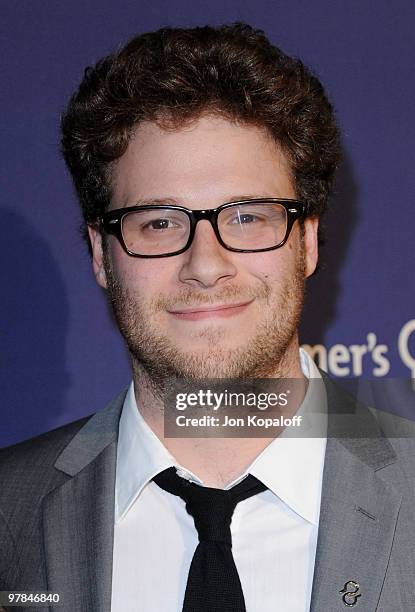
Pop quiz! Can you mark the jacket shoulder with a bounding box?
[0,415,92,470]
[0,387,128,494]
[0,415,94,509]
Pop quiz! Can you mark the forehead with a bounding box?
[110,115,295,208]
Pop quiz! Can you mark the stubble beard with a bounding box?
[103,247,306,398]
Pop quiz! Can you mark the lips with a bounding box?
[167,299,254,320]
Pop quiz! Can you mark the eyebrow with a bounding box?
[125,194,277,208]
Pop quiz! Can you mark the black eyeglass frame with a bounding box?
[99,198,308,258]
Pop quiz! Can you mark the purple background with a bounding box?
[2,1,414,446]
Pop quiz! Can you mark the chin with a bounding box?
[175,337,246,356]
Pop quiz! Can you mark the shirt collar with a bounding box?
[115,348,327,524]
[226,350,327,525]
[248,350,327,525]
[115,383,177,522]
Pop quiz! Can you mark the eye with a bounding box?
[142,218,181,231]
[229,213,260,225]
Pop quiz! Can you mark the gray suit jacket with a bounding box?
[1,375,415,611]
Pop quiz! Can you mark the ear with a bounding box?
[87,225,108,289]
[303,216,319,278]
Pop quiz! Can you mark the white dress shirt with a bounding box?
[111,349,327,612]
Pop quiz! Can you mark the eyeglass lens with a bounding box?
[121,202,288,256]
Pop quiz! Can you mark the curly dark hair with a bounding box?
[61,23,341,252]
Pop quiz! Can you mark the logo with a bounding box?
[339,580,362,607]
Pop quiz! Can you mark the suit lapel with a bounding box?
[310,377,401,611]
[42,390,127,612]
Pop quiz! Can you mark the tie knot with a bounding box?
[185,486,236,545]
[153,468,267,546]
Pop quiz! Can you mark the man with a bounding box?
[1,23,414,612]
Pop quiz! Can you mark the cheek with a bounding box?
[239,249,293,284]
[109,241,180,291]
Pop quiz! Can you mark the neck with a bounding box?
[131,338,306,488]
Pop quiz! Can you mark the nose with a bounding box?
[178,220,237,288]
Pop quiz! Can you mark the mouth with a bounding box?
[167,299,254,320]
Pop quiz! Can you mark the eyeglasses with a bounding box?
[100,198,307,258]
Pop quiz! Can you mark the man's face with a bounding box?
[89,115,318,385]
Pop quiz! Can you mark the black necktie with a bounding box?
[153,467,267,612]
